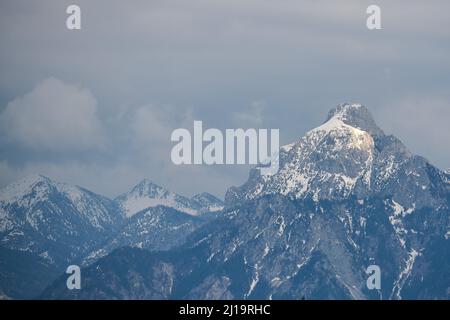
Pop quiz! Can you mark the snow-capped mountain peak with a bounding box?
[226,104,447,212]
[128,179,168,198]
[115,181,225,217]
[324,103,384,137]
[307,110,374,152]
[115,180,201,217]
[226,104,379,203]
[0,174,119,227]
[0,174,123,278]
[0,174,53,204]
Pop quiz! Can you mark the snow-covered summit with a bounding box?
[0,174,123,271]
[115,180,201,217]
[115,181,225,217]
[127,179,168,198]
[226,104,447,211]
[0,174,116,224]
[325,103,384,137]
[0,174,52,204]
[226,104,378,203]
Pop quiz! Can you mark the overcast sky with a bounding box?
[0,0,449,198]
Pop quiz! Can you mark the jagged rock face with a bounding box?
[181,193,447,300]
[41,104,449,300]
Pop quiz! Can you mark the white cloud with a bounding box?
[0,77,105,152]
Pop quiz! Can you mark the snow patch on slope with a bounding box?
[120,194,197,217]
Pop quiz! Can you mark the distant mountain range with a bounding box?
[1,103,448,300]
[0,176,222,299]
[115,179,222,217]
